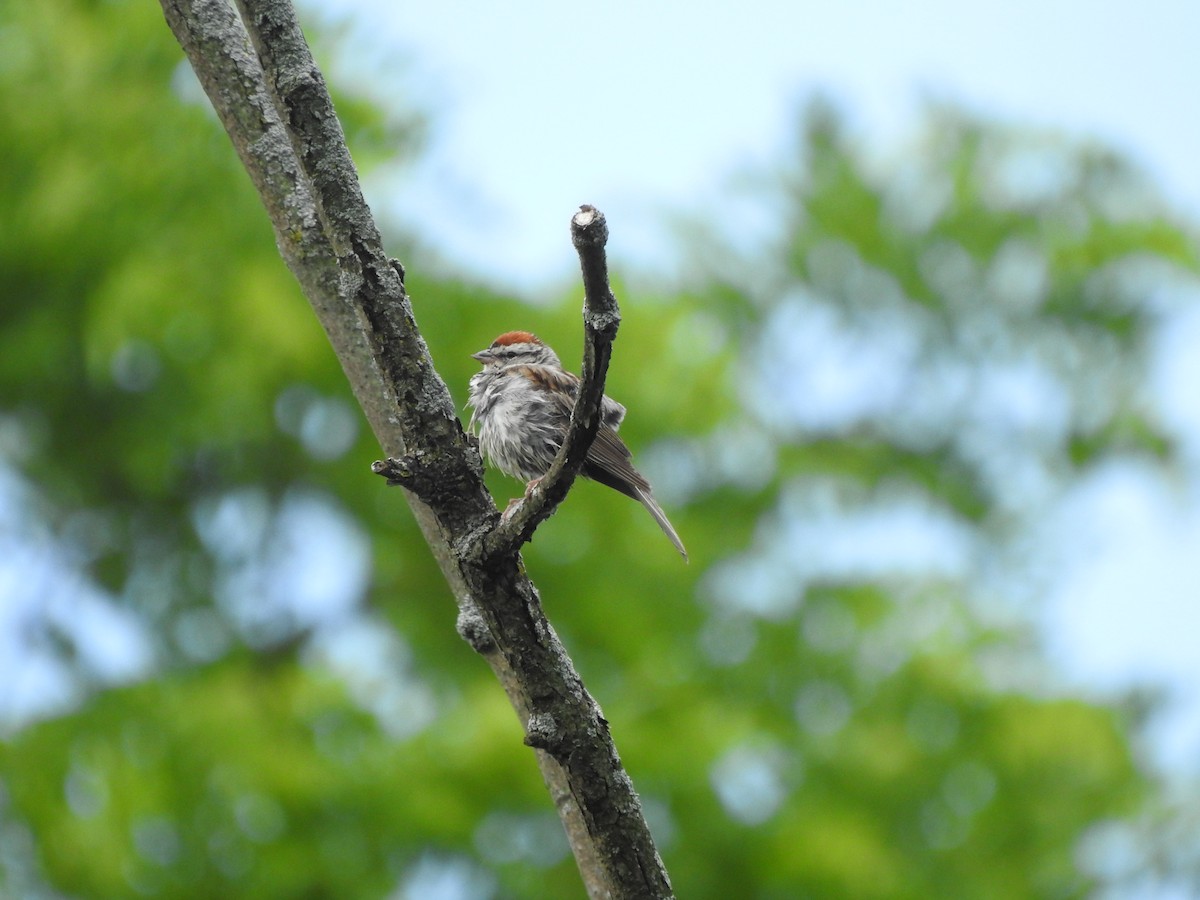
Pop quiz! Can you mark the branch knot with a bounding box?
[524,711,565,753]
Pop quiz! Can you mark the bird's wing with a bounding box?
[512,363,581,400]
[600,395,626,429]
[510,364,625,429]
[586,428,688,559]
[583,428,650,500]
[509,363,643,495]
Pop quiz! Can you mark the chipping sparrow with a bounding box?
[467,331,687,561]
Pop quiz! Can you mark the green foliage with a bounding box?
[0,2,1191,898]
[0,655,551,897]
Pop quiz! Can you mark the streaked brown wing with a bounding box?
[584,428,650,500]
[514,364,643,495]
[514,364,581,398]
[513,364,625,430]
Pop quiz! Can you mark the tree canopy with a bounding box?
[2,1,1196,897]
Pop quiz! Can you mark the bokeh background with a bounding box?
[3,0,1200,897]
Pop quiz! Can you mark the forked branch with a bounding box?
[487,205,621,555]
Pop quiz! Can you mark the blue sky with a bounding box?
[313,0,1200,776]
[323,0,1200,289]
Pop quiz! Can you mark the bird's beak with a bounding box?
[471,350,490,362]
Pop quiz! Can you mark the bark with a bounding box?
[158,0,673,896]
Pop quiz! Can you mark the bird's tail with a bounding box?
[635,488,688,562]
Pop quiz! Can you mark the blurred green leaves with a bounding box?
[2,0,1195,897]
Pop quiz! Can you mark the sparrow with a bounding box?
[467,331,687,560]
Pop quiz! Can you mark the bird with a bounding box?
[467,331,687,561]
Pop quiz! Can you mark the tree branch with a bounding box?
[488,205,621,555]
[159,1,673,897]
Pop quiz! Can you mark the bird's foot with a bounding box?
[499,479,542,524]
[500,496,524,523]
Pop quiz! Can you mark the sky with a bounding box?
[309,0,1200,776]
[321,0,1200,290]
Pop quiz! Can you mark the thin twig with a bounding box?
[487,205,621,555]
